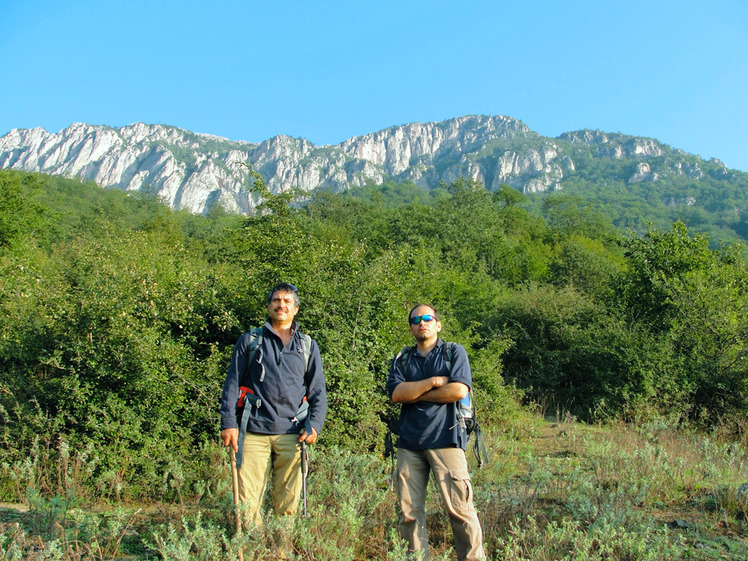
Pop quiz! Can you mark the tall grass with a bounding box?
[1,412,746,559]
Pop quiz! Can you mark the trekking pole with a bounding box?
[229,448,245,561]
[293,398,311,519]
[300,441,308,518]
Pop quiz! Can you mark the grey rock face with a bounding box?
[0,115,720,214]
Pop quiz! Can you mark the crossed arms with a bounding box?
[391,376,469,404]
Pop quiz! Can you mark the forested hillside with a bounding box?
[1,168,747,503]
[525,139,748,249]
[4,117,748,244]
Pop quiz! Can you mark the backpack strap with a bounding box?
[471,422,489,468]
[246,327,265,381]
[236,328,264,468]
[292,396,313,436]
[384,430,397,491]
[299,332,312,373]
[396,345,414,373]
[443,342,455,371]
[295,332,313,435]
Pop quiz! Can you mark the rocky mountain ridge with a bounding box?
[0,115,732,214]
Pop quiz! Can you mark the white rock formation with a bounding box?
[0,115,714,214]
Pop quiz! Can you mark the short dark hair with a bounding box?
[266,283,300,307]
[408,303,439,323]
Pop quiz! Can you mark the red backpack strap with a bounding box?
[237,386,262,409]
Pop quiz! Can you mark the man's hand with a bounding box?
[298,427,318,444]
[431,376,450,388]
[221,428,239,452]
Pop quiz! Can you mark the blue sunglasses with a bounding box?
[410,314,436,325]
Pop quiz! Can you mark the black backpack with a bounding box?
[385,343,488,469]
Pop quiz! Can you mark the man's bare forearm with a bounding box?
[392,376,449,403]
[416,382,469,403]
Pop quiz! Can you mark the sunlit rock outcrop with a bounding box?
[0,116,720,215]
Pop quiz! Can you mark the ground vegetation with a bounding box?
[0,169,746,559]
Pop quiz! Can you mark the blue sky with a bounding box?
[2,0,747,172]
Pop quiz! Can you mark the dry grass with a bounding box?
[1,411,747,560]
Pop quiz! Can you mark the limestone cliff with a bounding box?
[0,115,729,214]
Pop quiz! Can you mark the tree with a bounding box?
[0,171,54,251]
[618,221,714,328]
[617,221,748,422]
[542,192,616,240]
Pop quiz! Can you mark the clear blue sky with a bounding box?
[2,0,747,172]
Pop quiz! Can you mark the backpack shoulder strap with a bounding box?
[247,327,263,360]
[294,332,314,435]
[236,326,264,470]
[443,342,455,372]
[472,422,489,468]
[298,332,313,373]
[246,326,264,381]
[396,345,414,373]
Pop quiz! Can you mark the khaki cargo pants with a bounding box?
[237,432,302,529]
[396,447,485,561]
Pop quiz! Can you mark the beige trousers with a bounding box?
[237,432,302,529]
[396,447,485,561]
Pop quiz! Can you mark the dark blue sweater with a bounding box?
[220,322,327,436]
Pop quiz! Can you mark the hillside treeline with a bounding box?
[1,169,746,502]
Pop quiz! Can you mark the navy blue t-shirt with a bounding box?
[386,339,472,451]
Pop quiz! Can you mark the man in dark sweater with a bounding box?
[220,283,327,529]
[386,304,484,561]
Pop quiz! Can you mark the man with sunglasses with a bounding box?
[386,304,484,561]
[220,283,327,532]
